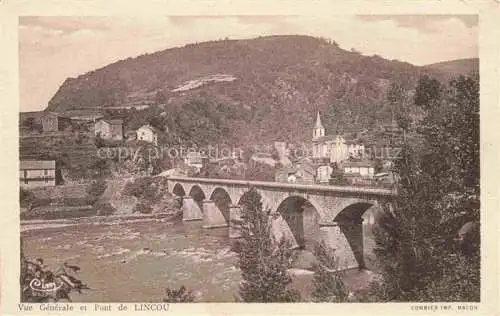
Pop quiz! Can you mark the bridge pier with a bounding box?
[202,200,228,229]
[319,223,361,270]
[270,214,300,249]
[181,196,203,221]
[229,204,243,238]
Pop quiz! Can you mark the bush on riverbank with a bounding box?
[93,201,117,216]
[86,179,107,202]
[133,202,153,214]
[20,207,97,221]
[163,286,195,302]
[123,176,166,203]
[21,254,89,302]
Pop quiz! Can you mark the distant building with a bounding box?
[316,164,333,184]
[275,166,297,183]
[20,160,58,188]
[136,125,158,145]
[40,113,72,132]
[251,153,278,167]
[294,162,316,184]
[94,118,123,140]
[184,152,208,170]
[312,112,365,164]
[274,141,288,157]
[341,160,375,178]
[275,163,316,184]
[67,110,103,123]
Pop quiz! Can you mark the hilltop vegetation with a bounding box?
[424,58,479,77]
[45,35,477,144]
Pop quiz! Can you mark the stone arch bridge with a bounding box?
[165,176,397,270]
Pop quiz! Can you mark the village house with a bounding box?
[67,110,104,123]
[136,124,159,145]
[316,164,333,184]
[40,112,72,132]
[183,152,209,170]
[341,159,376,178]
[94,118,123,140]
[275,162,316,185]
[20,160,58,188]
[275,166,296,183]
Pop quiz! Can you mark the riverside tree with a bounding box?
[370,74,480,301]
[311,242,349,302]
[237,187,300,302]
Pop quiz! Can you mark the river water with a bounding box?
[22,216,379,302]
[22,219,242,302]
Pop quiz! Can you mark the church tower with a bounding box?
[313,111,325,140]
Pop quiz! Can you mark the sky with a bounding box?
[19,15,478,112]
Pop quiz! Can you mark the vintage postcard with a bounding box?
[0,0,498,315]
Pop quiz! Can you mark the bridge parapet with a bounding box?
[165,176,398,199]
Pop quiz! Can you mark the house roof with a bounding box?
[312,133,364,145]
[297,163,316,176]
[315,112,324,129]
[312,134,337,143]
[341,159,375,168]
[137,124,159,134]
[278,166,297,175]
[41,112,72,119]
[20,160,56,170]
[97,118,123,125]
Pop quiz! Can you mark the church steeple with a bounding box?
[313,111,325,140]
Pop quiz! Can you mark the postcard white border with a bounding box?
[1,0,498,315]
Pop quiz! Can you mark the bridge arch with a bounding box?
[276,196,322,250]
[172,183,186,197]
[209,187,233,223]
[333,202,376,269]
[188,185,206,210]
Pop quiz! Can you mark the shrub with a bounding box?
[123,177,164,203]
[133,202,153,214]
[21,255,89,302]
[86,179,107,200]
[20,188,35,209]
[93,201,116,216]
[31,198,53,209]
[163,286,195,302]
[62,197,96,207]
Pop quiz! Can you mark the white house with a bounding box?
[316,165,333,183]
[136,125,158,145]
[20,160,57,188]
[94,119,123,140]
[342,160,375,178]
[183,152,208,170]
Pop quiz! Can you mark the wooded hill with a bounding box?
[45,35,478,144]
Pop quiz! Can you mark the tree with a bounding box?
[370,75,480,302]
[237,187,300,302]
[414,75,442,111]
[312,242,349,302]
[387,82,411,135]
[94,132,105,148]
[86,179,107,202]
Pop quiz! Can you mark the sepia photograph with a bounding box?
[17,14,480,305]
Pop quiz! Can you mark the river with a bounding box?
[21,217,379,302]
